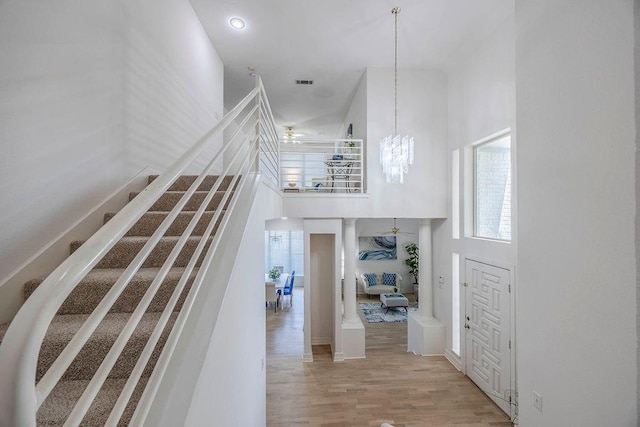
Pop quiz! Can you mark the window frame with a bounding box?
[469,129,512,242]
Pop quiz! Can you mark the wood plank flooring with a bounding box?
[267,290,512,427]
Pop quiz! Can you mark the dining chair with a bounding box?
[265,283,278,312]
[277,271,295,309]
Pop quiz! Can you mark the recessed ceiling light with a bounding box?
[229,17,245,30]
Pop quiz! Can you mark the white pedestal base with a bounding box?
[407,312,445,355]
[342,319,365,359]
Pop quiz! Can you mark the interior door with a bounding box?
[464,259,512,415]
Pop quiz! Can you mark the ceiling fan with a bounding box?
[282,126,304,143]
[376,218,413,236]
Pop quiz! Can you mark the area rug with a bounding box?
[359,302,418,323]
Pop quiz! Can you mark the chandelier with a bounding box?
[379,6,414,184]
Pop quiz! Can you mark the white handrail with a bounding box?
[106,124,259,426]
[0,76,277,426]
[129,145,260,426]
[279,139,364,193]
[64,126,256,425]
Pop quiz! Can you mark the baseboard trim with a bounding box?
[0,167,154,323]
[444,348,462,371]
[343,355,366,360]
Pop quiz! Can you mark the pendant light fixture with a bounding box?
[379,6,414,184]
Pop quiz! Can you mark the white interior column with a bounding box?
[418,218,434,318]
[343,219,358,323]
[407,218,445,355]
[340,218,365,358]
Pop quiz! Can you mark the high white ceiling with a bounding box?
[191,0,512,139]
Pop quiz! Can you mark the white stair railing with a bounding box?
[279,139,364,193]
[0,76,279,427]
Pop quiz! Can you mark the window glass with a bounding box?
[474,135,511,241]
[452,253,460,356]
[452,149,460,239]
[264,231,304,275]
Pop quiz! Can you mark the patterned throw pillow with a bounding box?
[364,273,377,286]
[382,272,396,286]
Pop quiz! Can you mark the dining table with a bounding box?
[265,273,289,291]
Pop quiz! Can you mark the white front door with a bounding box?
[464,259,512,415]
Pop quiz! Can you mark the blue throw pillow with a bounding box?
[364,273,377,287]
[332,154,344,160]
[382,272,396,286]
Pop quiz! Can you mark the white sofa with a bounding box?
[359,272,403,297]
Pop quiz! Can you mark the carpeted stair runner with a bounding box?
[0,175,231,426]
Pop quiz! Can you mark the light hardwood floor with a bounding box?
[267,290,512,427]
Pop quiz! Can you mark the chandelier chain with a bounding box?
[380,6,413,185]
[392,7,399,135]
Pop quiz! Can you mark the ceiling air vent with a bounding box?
[295,79,314,85]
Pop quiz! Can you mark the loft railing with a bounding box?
[279,139,364,193]
[0,76,279,426]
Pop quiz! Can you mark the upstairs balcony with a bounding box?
[279,139,364,194]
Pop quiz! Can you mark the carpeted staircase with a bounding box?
[0,175,232,426]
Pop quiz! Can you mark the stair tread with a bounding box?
[27,267,197,287]
[82,266,196,282]
[38,377,146,426]
[136,190,225,194]
[38,312,177,381]
[74,235,211,244]
[104,211,224,237]
[44,311,171,343]
[128,190,230,213]
[6,174,225,423]
[0,294,179,346]
[23,268,197,316]
[105,210,225,218]
[148,174,235,192]
[71,235,213,270]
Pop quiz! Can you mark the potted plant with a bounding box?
[404,243,419,284]
[268,267,281,281]
[344,139,356,155]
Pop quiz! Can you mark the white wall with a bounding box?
[635,0,640,419]
[340,72,368,190]
[432,7,516,365]
[283,68,447,219]
[310,234,335,345]
[0,0,223,281]
[366,68,447,217]
[183,183,280,427]
[355,218,418,294]
[516,1,636,425]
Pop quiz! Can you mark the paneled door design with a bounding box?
[464,259,512,415]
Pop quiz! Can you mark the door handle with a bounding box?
[464,323,470,329]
